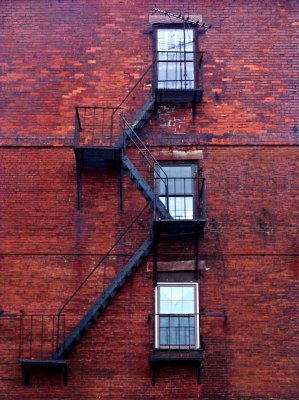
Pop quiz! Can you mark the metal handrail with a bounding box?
[120,114,170,212]
[148,313,200,350]
[199,178,206,220]
[110,61,155,136]
[57,203,150,318]
[75,106,124,146]
[74,51,205,144]
[19,313,66,360]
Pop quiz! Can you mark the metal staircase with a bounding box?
[52,102,172,360]
[122,156,171,220]
[19,93,170,376]
[50,109,171,361]
[53,237,153,360]
[19,203,154,385]
[19,55,207,385]
[119,113,172,220]
[115,97,155,149]
[49,106,169,361]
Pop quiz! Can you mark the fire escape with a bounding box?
[19,18,209,386]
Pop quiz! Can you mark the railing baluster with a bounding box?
[178,315,181,348]
[120,115,169,203]
[101,108,105,144]
[103,256,107,293]
[52,315,55,355]
[29,316,33,359]
[56,315,60,353]
[41,315,44,359]
[166,52,169,89]
[201,179,206,220]
[184,177,186,219]
[174,178,177,218]
[92,107,96,144]
[63,315,66,348]
[83,108,87,143]
[19,313,23,359]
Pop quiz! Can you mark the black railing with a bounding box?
[18,205,153,360]
[74,51,205,146]
[155,51,204,90]
[154,177,206,220]
[111,61,155,132]
[74,62,155,147]
[149,313,201,350]
[19,314,66,360]
[120,114,170,211]
[56,203,152,341]
[74,106,123,147]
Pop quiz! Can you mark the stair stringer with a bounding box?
[114,97,155,149]
[53,237,153,360]
[122,156,172,220]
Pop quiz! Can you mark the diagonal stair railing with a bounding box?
[75,51,204,147]
[52,203,153,359]
[120,114,172,220]
[74,61,155,147]
[111,61,155,145]
[19,205,154,362]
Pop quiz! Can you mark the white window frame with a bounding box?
[154,282,200,349]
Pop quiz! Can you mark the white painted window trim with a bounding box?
[154,282,200,349]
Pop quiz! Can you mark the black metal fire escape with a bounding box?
[19,49,208,386]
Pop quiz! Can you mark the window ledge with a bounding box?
[150,348,204,363]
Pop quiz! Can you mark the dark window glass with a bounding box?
[156,164,196,220]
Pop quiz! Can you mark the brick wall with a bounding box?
[0,1,298,399]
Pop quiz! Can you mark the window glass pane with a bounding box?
[159,286,172,300]
[182,286,194,300]
[181,300,194,314]
[157,63,179,88]
[157,29,194,89]
[160,302,171,314]
[157,29,194,52]
[163,165,192,178]
[156,165,196,219]
[158,285,195,314]
[157,166,193,192]
[166,178,192,195]
[159,196,193,220]
[159,316,195,346]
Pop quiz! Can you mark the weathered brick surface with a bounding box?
[0,1,298,399]
[1,0,298,145]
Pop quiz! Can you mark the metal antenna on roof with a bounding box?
[152,7,212,30]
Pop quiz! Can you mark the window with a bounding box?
[156,164,197,220]
[155,27,196,89]
[155,283,199,348]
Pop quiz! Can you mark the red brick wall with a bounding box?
[0,1,298,399]
[1,0,298,145]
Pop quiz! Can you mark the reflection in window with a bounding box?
[155,283,199,348]
[156,164,196,220]
[156,28,195,89]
